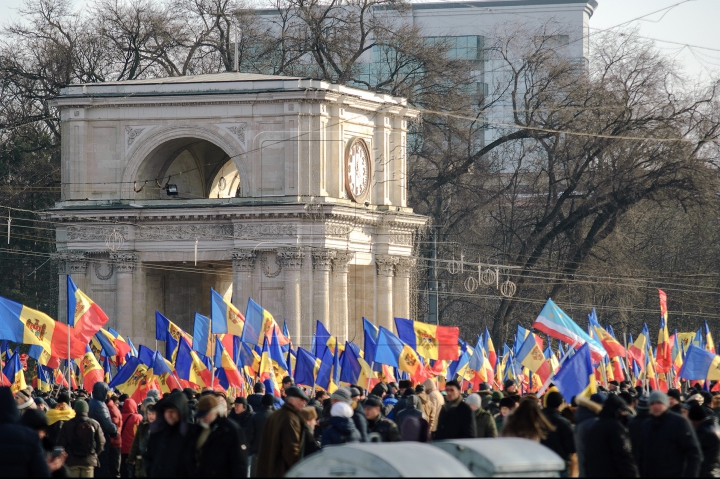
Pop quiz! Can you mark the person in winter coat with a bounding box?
[21,408,71,476]
[574,394,603,477]
[321,402,361,446]
[88,383,118,477]
[363,396,401,442]
[0,387,51,477]
[416,386,435,430]
[638,391,702,478]
[245,393,275,475]
[541,392,576,476]
[46,392,75,446]
[228,397,254,433]
[396,395,431,442]
[127,404,156,478]
[299,407,320,457]
[120,399,143,478]
[501,397,555,442]
[348,388,369,442]
[57,399,106,477]
[184,394,248,478]
[246,383,266,411]
[435,380,476,440]
[688,404,720,478]
[255,387,309,477]
[583,394,639,478]
[104,395,123,477]
[144,391,194,477]
[465,393,498,438]
[422,379,444,433]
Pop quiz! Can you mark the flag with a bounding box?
[238,342,260,377]
[241,298,286,347]
[176,337,211,388]
[628,324,649,367]
[671,333,684,371]
[679,345,720,381]
[677,331,700,355]
[155,311,191,360]
[282,321,292,353]
[316,347,337,393]
[27,344,60,369]
[374,327,424,379]
[269,329,289,375]
[705,321,716,355]
[34,364,53,392]
[67,275,109,343]
[554,342,596,400]
[109,357,152,401]
[214,339,243,389]
[0,295,85,359]
[340,341,374,389]
[363,318,379,365]
[210,288,245,337]
[2,348,26,393]
[394,317,459,361]
[588,309,626,358]
[294,348,321,387]
[533,299,606,361]
[315,320,338,360]
[516,333,552,383]
[79,346,104,392]
[656,316,672,373]
[103,355,112,383]
[192,313,212,357]
[484,327,497,368]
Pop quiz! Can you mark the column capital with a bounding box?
[312,250,336,271]
[110,252,138,273]
[394,256,417,278]
[56,252,88,275]
[375,254,399,277]
[277,248,304,271]
[231,249,257,272]
[332,251,354,274]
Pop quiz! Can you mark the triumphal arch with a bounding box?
[49,73,427,349]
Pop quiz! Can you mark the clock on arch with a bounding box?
[344,138,371,203]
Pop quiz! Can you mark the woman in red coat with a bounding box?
[120,398,142,477]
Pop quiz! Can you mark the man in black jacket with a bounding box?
[185,395,248,478]
[584,394,638,477]
[689,404,720,478]
[245,393,275,476]
[541,392,576,475]
[228,397,254,432]
[144,391,194,477]
[246,383,265,412]
[363,396,400,442]
[434,380,476,440]
[639,390,702,478]
[0,387,51,477]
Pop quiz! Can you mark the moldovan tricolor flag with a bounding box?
[516,333,552,383]
[79,346,104,393]
[533,299,606,362]
[210,288,245,337]
[679,345,720,381]
[588,309,626,358]
[67,275,109,343]
[2,348,26,393]
[395,317,459,361]
[0,295,85,359]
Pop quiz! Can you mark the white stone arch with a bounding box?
[121,125,250,199]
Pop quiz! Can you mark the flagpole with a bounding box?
[67,283,72,389]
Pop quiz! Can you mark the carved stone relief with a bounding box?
[332,251,354,274]
[136,224,233,241]
[312,250,336,271]
[233,223,297,239]
[375,254,398,277]
[110,252,138,273]
[216,123,248,148]
[231,250,258,272]
[277,248,304,270]
[395,257,417,278]
[125,125,155,151]
[67,226,129,242]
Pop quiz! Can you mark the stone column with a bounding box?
[277,248,304,348]
[231,250,257,309]
[375,254,398,332]
[312,250,335,332]
[331,251,353,343]
[394,257,416,320]
[57,252,88,323]
[111,253,137,333]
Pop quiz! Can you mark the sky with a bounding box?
[1,0,718,80]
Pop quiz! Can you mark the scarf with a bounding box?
[46,403,76,425]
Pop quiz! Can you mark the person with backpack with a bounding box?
[58,399,106,478]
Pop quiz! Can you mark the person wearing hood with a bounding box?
[88,382,118,477]
[143,391,193,477]
[465,393,497,438]
[422,379,444,433]
[15,388,38,415]
[416,385,435,431]
[120,399,142,478]
[541,391,576,477]
[58,398,106,478]
[574,394,603,477]
[435,380,476,440]
[638,391,702,478]
[396,394,431,442]
[321,402,361,446]
[127,404,157,478]
[688,404,720,478]
[184,395,248,478]
[583,394,638,477]
[0,390,51,476]
[104,395,123,477]
[47,393,76,446]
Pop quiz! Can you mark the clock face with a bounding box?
[345,138,371,202]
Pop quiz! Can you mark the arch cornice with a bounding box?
[121,125,249,199]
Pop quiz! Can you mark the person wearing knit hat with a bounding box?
[14,389,37,414]
[637,390,702,477]
[322,402,361,446]
[57,399,105,476]
[466,393,497,438]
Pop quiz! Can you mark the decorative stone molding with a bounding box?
[389,232,413,246]
[216,123,247,147]
[259,252,282,278]
[94,261,114,281]
[332,251,354,274]
[234,223,297,239]
[375,254,399,277]
[312,250,336,271]
[394,257,417,278]
[277,248,304,271]
[56,252,88,274]
[67,226,129,242]
[125,125,155,151]
[136,224,233,241]
[110,252,138,273]
[231,250,257,272]
[325,223,352,238]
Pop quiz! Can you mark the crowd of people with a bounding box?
[1,376,719,478]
